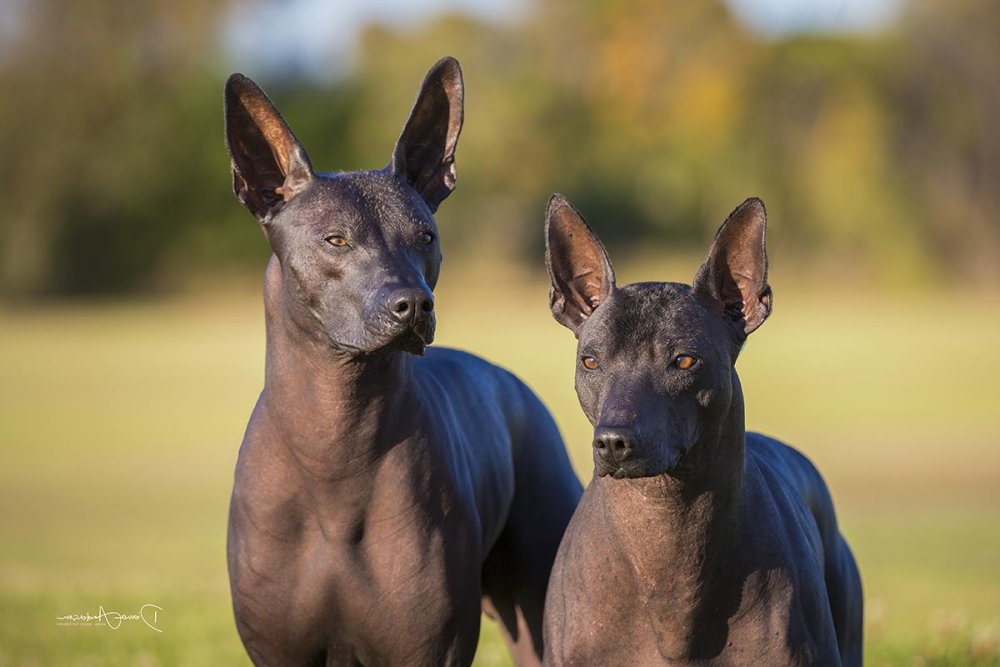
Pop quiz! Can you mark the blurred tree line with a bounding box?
[1,0,997,297]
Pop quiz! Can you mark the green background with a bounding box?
[2,260,998,664]
[1,0,999,663]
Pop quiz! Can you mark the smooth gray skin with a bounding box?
[223,59,582,666]
[541,195,862,666]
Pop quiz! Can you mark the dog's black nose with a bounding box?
[593,426,633,465]
[388,287,434,324]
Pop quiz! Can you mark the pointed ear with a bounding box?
[545,194,616,334]
[693,197,772,339]
[224,73,314,223]
[390,57,464,212]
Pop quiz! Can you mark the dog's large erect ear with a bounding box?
[545,194,616,334]
[693,197,772,339]
[225,73,314,223]
[390,57,464,213]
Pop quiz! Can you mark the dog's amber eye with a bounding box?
[420,232,435,245]
[675,354,696,370]
[581,356,599,370]
[327,236,349,248]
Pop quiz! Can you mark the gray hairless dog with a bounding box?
[224,58,582,666]
[541,195,862,666]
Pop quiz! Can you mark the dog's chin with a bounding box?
[354,323,435,357]
[326,333,429,359]
[391,330,430,355]
[595,460,651,479]
[595,448,691,480]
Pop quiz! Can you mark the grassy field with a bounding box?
[1,262,999,666]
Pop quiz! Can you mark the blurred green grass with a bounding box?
[1,264,999,665]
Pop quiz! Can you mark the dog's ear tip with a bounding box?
[546,193,574,219]
[737,197,767,224]
[224,73,264,108]
[225,73,249,92]
[717,197,768,241]
[430,56,464,84]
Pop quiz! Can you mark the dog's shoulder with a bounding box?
[416,347,559,441]
[417,346,504,389]
[417,346,528,394]
[746,433,826,494]
[746,432,841,549]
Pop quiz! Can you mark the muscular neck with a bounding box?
[260,256,415,481]
[598,385,747,656]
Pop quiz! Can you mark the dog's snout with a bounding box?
[593,426,633,465]
[388,287,434,323]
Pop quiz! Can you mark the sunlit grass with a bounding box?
[1,267,998,665]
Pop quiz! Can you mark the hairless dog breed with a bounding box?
[540,195,862,666]
[223,58,582,666]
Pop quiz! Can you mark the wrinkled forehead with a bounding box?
[289,171,436,233]
[580,282,730,357]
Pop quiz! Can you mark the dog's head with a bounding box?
[224,58,464,356]
[545,195,772,479]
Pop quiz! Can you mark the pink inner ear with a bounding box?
[546,196,616,331]
[568,270,605,313]
[732,269,757,315]
[242,97,294,175]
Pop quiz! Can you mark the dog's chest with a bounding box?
[328,517,482,657]
[568,582,820,667]
[550,511,830,666]
[231,486,483,664]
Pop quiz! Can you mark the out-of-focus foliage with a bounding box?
[1,0,997,296]
[0,0,252,295]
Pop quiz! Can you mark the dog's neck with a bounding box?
[596,372,747,654]
[260,255,417,481]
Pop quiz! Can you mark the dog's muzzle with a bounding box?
[376,285,435,353]
[386,312,435,354]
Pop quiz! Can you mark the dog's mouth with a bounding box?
[597,462,644,479]
[327,316,435,358]
[596,445,693,480]
[391,327,432,355]
[376,316,436,355]
[595,457,636,479]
